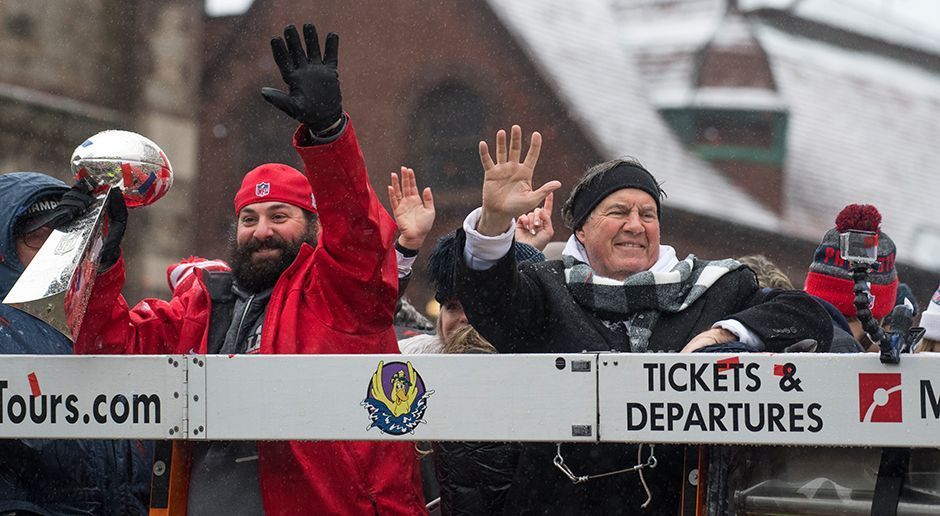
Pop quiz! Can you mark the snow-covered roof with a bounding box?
[709,4,761,50]
[758,24,940,267]
[486,0,940,269]
[653,86,787,111]
[754,0,940,56]
[483,0,781,231]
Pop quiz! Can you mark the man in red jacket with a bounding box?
[71,23,425,515]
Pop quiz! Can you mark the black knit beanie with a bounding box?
[569,163,662,230]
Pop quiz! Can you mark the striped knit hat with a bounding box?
[804,204,897,320]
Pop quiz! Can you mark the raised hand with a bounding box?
[261,23,343,132]
[515,192,555,251]
[477,125,560,236]
[388,167,435,250]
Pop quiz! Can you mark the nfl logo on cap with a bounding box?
[235,163,316,215]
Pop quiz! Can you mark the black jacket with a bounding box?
[433,441,520,515]
[453,230,833,515]
[455,232,832,355]
[810,295,865,353]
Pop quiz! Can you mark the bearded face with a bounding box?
[228,215,318,294]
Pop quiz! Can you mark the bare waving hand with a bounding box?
[388,167,435,250]
[477,125,561,236]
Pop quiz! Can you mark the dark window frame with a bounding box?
[660,107,788,166]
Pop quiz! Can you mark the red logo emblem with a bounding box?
[858,373,902,423]
[716,356,739,373]
[255,182,270,197]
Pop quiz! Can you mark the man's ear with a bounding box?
[574,227,585,243]
[305,217,322,246]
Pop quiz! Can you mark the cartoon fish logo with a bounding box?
[361,361,433,435]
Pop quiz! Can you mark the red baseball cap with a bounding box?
[233,163,317,215]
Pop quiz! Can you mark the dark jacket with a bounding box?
[0,172,150,515]
[829,324,865,353]
[811,295,866,353]
[455,232,832,355]
[433,441,520,515]
[454,230,833,515]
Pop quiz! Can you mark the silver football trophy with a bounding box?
[3,130,173,339]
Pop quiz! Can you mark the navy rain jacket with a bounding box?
[0,172,150,515]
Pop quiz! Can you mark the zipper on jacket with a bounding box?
[233,294,255,349]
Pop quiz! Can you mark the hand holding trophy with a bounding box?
[3,130,173,339]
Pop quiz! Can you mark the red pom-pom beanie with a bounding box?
[233,163,317,215]
[804,204,897,320]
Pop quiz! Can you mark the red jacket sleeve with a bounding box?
[71,255,209,355]
[293,119,398,334]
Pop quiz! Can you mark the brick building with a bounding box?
[198,0,602,308]
[200,0,940,310]
[7,0,934,311]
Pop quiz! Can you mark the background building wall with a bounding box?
[1,0,935,313]
[199,0,940,309]
[198,0,602,309]
[0,0,204,302]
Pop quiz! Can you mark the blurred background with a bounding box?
[2,0,939,314]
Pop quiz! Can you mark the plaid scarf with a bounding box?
[562,254,742,352]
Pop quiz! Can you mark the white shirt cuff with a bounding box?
[462,207,515,270]
[713,319,764,350]
[396,249,417,279]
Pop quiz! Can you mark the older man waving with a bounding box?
[454,125,832,514]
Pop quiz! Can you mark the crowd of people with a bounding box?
[0,20,935,516]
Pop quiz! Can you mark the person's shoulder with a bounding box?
[719,262,759,289]
[516,259,567,291]
[689,262,759,306]
[690,258,758,288]
[519,258,565,276]
[0,303,71,353]
[398,333,443,354]
[829,324,865,353]
[729,265,758,282]
[167,257,231,294]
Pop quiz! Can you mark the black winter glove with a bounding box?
[99,187,127,270]
[261,23,343,133]
[28,178,97,232]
